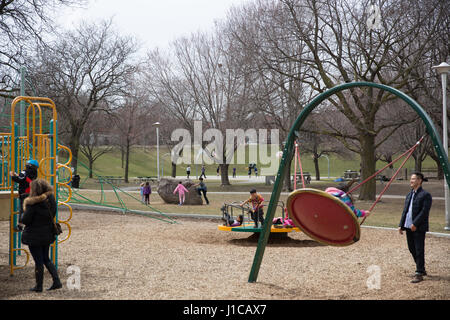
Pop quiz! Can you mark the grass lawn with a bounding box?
[60,145,442,182]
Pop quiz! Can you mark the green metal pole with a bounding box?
[12,123,19,266]
[248,82,450,283]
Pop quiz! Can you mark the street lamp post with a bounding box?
[153,122,161,181]
[319,154,330,179]
[432,62,450,230]
[20,66,26,137]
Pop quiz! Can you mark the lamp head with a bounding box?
[432,62,450,75]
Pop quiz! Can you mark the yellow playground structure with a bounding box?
[0,96,73,276]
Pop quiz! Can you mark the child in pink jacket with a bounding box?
[173,181,189,205]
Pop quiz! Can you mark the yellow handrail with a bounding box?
[11,249,30,272]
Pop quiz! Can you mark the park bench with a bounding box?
[97,176,124,184]
[293,171,311,185]
[134,176,158,183]
[343,170,360,180]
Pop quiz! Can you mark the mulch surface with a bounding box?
[1,210,449,300]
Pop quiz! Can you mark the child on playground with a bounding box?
[173,181,189,205]
[222,212,244,227]
[139,182,145,203]
[10,159,39,231]
[240,189,265,228]
[325,180,371,218]
[194,177,209,205]
[143,182,152,205]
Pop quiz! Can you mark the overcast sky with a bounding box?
[57,0,249,51]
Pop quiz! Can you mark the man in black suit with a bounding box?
[398,172,432,283]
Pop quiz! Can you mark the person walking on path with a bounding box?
[195,178,209,205]
[232,167,236,178]
[398,172,432,284]
[200,165,207,179]
[20,179,62,292]
[186,166,191,179]
[143,182,152,205]
[173,181,189,205]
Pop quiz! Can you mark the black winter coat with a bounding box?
[11,166,38,196]
[20,191,57,246]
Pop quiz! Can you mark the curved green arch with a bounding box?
[249,81,450,283]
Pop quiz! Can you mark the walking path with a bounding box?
[90,187,446,201]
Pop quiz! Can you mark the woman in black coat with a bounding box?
[20,179,62,292]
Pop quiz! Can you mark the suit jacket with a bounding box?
[399,187,432,232]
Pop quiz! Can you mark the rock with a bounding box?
[157,178,203,205]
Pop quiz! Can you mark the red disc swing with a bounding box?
[286,137,424,246]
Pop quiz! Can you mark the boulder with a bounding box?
[157,178,203,205]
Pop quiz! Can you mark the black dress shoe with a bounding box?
[47,281,63,291]
[411,275,423,283]
[413,271,427,277]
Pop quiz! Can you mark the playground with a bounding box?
[0,210,449,300]
[0,82,449,301]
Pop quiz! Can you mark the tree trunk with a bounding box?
[121,148,125,169]
[427,149,444,180]
[284,159,293,192]
[437,163,444,180]
[313,155,320,181]
[171,162,176,178]
[124,140,130,183]
[220,163,230,186]
[386,155,394,169]
[413,155,423,172]
[69,135,81,176]
[359,134,376,200]
[88,158,93,179]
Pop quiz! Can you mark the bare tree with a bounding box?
[0,0,86,98]
[113,78,149,183]
[228,0,446,199]
[29,19,138,174]
[146,27,253,186]
[79,110,115,178]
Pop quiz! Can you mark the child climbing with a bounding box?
[142,182,152,205]
[173,181,189,205]
[194,177,209,205]
[325,180,371,218]
[10,159,39,232]
[240,189,265,228]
